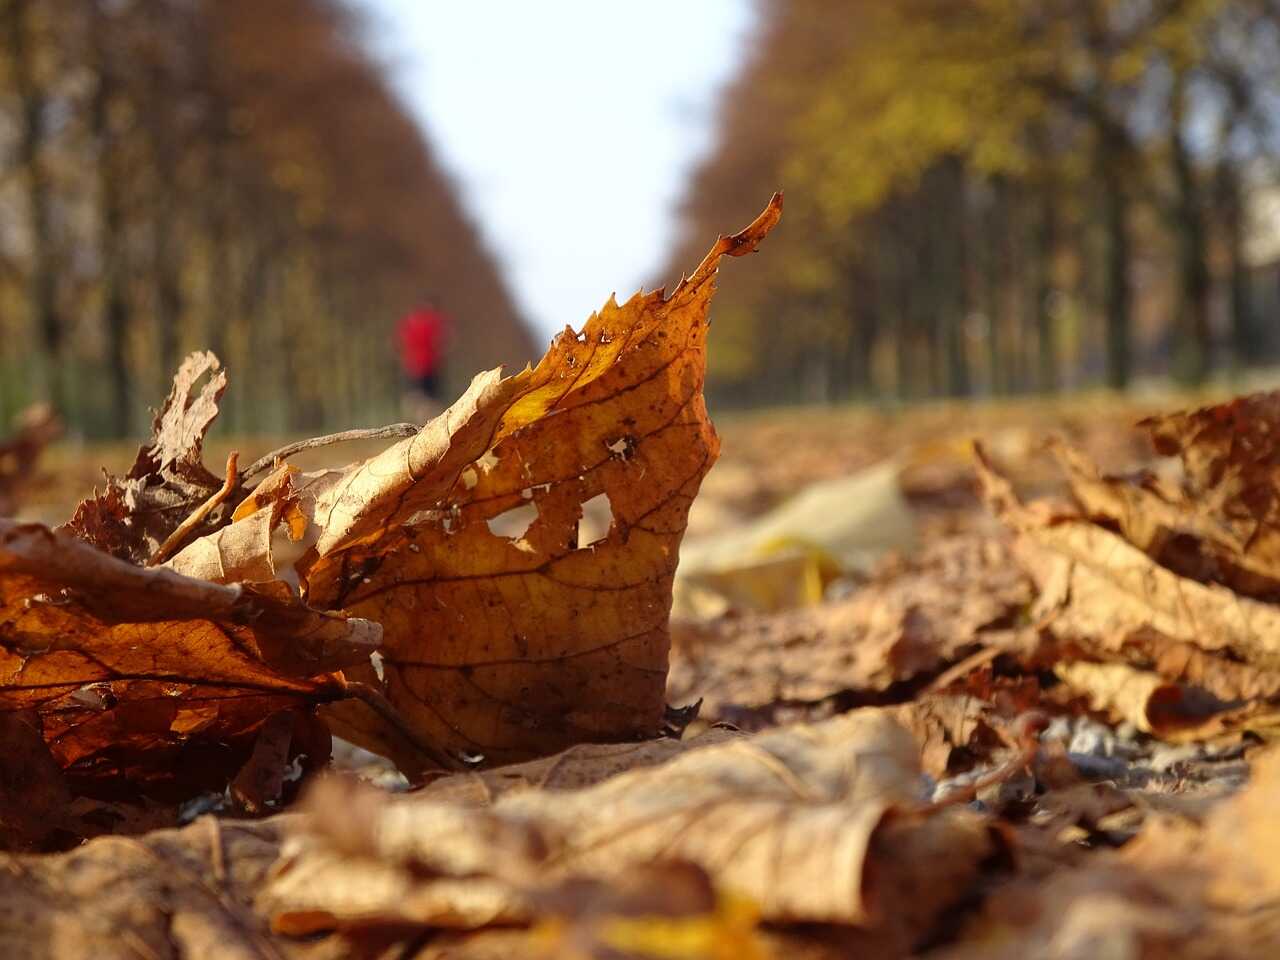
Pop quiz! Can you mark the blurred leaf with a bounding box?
[266,709,992,939]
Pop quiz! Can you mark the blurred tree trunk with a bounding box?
[943,162,971,398]
[1169,69,1211,385]
[983,178,1007,395]
[1216,164,1254,373]
[5,0,64,410]
[90,0,133,436]
[847,291,876,399]
[204,176,232,363]
[1033,178,1059,394]
[145,101,183,387]
[1098,131,1132,390]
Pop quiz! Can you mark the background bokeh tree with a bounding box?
[662,0,1280,407]
[0,0,537,438]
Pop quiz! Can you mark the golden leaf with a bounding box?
[297,194,783,770]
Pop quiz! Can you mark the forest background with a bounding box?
[4,0,1280,437]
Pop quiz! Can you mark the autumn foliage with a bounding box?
[9,195,1280,957]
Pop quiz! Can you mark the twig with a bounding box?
[150,451,239,565]
[241,424,421,482]
[914,710,1047,816]
[340,679,464,772]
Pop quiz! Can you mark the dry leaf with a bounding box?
[1141,391,1280,596]
[1052,661,1233,740]
[667,534,1033,724]
[976,444,1280,708]
[0,405,62,518]
[937,746,1280,960]
[266,708,991,939]
[63,351,232,564]
[415,726,742,805]
[279,194,784,772]
[0,519,377,812]
[673,459,917,615]
[0,815,295,960]
[1053,434,1280,602]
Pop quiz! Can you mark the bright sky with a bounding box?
[361,1,757,344]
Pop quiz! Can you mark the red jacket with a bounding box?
[397,307,447,377]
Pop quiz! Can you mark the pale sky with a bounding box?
[360,0,757,343]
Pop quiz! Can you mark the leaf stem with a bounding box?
[150,450,239,565]
[241,424,421,482]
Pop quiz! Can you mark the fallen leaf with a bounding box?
[265,708,992,940]
[1052,660,1236,740]
[165,504,281,584]
[0,815,295,959]
[936,746,1280,960]
[667,534,1033,725]
[975,444,1280,703]
[415,726,742,805]
[0,404,62,518]
[1053,434,1280,601]
[1141,391,1280,596]
[230,709,317,816]
[63,351,232,564]
[282,194,783,772]
[674,459,917,615]
[0,519,378,812]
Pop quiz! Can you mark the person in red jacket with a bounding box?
[396,300,449,419]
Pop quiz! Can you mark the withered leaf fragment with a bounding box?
[976,444,1280,706]
[667,533,1033,725]
[0,815,290,960]
[266,708,992,943]
[1142,391,1280,595]
[0,404,62,518]
[63,351,232,564]
[0,519,378,805]
[301,194,783,771]
[937,746,1280,960]
[1051,660,1242,741]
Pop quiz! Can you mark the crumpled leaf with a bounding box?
[937,746,1280,960]
[264,708,993,944]
[667,534,1034,726]
[1141,391,1280,593]
[269,194,784,772]
[63,351,231,564]
[1051,660,1240,740]
[0,815,291,960]
[0,519,378,811]
[1052,432,1280,602]
[0,404,62,518]
[976,443,1280,712]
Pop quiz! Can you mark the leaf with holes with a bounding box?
[290,195,782,772]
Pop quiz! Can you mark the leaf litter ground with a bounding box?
[6,196,1280,957]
